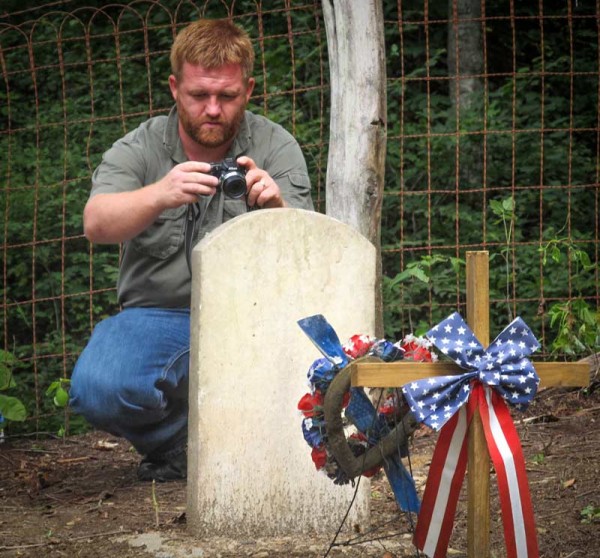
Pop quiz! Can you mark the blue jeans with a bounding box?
[70,308,190,457]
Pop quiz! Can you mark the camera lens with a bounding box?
[221,172,247,199]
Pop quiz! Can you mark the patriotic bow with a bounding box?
[407,312,540,558]
[403,312,541,430]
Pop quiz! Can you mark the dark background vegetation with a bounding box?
[0,0,598,436]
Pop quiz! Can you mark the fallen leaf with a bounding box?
[563,478,576,489]
[94,439,119,451]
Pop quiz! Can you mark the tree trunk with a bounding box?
[322,0,386,336]
[447,0,484,188]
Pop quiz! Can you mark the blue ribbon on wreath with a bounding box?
[299,314,420,513]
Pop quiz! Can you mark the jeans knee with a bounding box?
[71,364,170,432]
[70,369,117,428]
[70,308,190,439]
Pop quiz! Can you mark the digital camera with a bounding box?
[209,158,247,199]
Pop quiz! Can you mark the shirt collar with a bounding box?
[164,105,187,163]
[230,112,251,157]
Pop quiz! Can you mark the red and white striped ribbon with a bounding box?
[414,382,539,558]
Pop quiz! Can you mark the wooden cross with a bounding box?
[350,251,591,558]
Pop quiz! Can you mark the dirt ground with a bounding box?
[0,385,599,558]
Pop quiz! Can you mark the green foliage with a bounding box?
[489,197,515,234]
[580,505,600,524]
[488,196,516,321]
[531,453,546,465]
[540,237,599,355]
[46,378,71,438]
[0,350,26,423]
[383,254,464,339]
[46,378,71,408]
[548,300,599,357]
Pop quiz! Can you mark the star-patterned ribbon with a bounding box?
[406,312,540,558]
[403,312,541,430]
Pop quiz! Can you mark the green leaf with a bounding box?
[387,265,430,286]
[449,257,465,273]
[0,350,18,367]
[502,197,515,212]
[45,381,61,396]
[0,394,27,421]
[0,350,18,391]
[489,199,503,216]
[389,268,416,285]
[409,267,430,283]
[0,370,16,391]
[573,249,591,269]
[580,505,600,524]
[53,387,69,408]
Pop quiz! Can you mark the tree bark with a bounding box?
[447,0,484,189]
[448,0,483,113]
[322,0,386,336]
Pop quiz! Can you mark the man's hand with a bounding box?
[237,156,287,209]
[153,161,218,208]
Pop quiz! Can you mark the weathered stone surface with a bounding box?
[188,208,376,536]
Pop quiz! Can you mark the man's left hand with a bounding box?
[237,156,287,209]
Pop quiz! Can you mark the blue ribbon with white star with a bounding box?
[403,312,541,431]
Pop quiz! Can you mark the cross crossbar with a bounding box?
[351,251,592,558]
[350,360,591,389]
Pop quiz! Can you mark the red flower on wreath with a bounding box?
[297,391,324,417]
[298,389,350,419]
[311,445,328,469]
[401,334,434,362]
[343,334,374,359]
[378,391,400,415]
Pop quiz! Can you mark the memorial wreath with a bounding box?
[296,314,436,513]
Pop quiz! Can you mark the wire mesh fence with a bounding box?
[0,0,598,434]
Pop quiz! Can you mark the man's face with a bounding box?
[169,62,255,149]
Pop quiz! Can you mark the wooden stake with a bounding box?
[466,251,491,558]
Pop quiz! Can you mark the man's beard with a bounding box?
[177,101,245,149]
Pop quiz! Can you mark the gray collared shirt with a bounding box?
[90,106,313,307]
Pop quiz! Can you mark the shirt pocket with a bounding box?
[289,172,311,190]
[131,205,186,259]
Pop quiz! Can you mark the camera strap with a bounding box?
[183,192,222,275]
[184,202,201,275]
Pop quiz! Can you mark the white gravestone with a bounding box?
[188,208,376,536]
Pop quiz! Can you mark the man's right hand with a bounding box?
[153,161,219,208]
[83,162,219,244]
